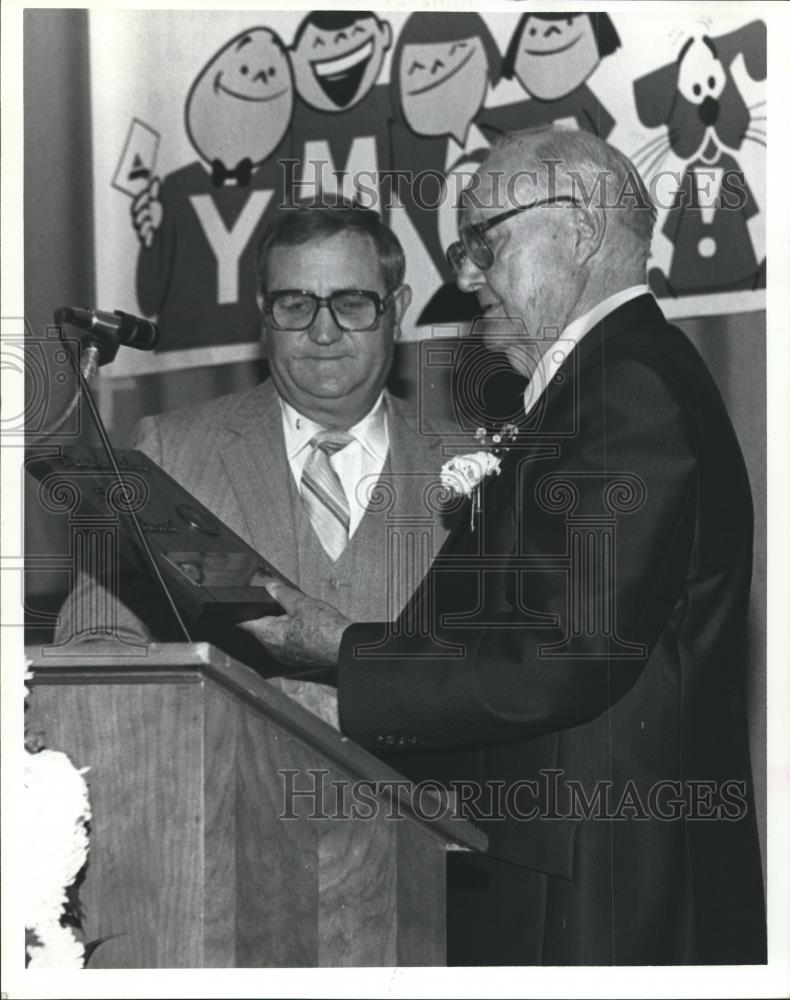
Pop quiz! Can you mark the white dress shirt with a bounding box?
[280,394,389,539]
[523,285,650,418]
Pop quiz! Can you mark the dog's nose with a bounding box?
[698,96,719,127]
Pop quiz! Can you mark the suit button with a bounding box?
[329,577,340,590]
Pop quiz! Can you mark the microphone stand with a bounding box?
[45,316,193,644]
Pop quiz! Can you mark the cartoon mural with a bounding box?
[480,13,621,138]
[633,20,767,296]
[130,27,294,351]
[96,11,766,375]
[287,11,393,213]
[389,12,501,323]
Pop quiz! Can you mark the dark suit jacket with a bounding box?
[337,294,766,965]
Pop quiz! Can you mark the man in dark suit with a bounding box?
[241,126,766,965]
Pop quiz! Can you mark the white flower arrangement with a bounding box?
[24,665,91,969]
[441,424,519,529]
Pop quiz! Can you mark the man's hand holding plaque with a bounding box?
[239,575,348,675]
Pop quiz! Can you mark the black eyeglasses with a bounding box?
[262,289,394,332]
[446,196,583,273]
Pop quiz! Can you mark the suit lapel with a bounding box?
[523,293,665,424]
[406,296,667,614]
[568,293,663,375]
[222,381,300,581]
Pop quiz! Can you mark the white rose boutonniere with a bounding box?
[441,423,519,530]
[441,451,502,496]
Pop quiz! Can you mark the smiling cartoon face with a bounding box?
[399,37,489,143]
[186,28,294,167]
[291,14,392,112]
[512,15,600,101]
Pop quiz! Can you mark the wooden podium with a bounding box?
[25,643,486,968]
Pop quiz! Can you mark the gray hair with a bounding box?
[489,126,656,261]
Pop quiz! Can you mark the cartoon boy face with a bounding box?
[399,37,489,143]
[512,15,600,101]
[186,28,294,168]
[291,13,392,112]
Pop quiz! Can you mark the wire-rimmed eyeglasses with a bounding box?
[261,289,394,332]
[446,196,583,274]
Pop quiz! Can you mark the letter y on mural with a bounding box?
[112,25,295,352]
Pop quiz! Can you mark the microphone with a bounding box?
[55,306,159,351]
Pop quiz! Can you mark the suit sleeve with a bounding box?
[132,414,165,463]
[337,359,697,750]
[53,572,154,646]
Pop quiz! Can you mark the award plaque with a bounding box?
[27,446,291,632]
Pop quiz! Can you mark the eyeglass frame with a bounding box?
[446,195,584,274]
[260,288,396,332]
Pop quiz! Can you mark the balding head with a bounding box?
[482,126,656,274]
[450,127,655,375]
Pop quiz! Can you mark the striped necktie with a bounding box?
[301,430,354,562]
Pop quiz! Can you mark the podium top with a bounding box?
[26,641,488,854]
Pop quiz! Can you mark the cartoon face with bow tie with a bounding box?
[130,26,296,353]
[185,27,294,182]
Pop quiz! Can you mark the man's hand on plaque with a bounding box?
[238,576,351,672]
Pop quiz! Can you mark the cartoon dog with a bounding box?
[633,20,766,297]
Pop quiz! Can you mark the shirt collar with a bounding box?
[280,392,389,462]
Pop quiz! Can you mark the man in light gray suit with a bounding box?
[57,202,451,716]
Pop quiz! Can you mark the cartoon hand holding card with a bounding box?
[113,118,163,249]
[113,118,159,196]
[131,178,163,250]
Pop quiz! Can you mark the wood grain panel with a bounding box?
[318,814,398,967]
[200,653,487,853]
[28,645,487,855]
[27,680,204,968]
[26,646,486,968]
[395,821,447,966]
[202,680,240,967]
[234,708,320,967]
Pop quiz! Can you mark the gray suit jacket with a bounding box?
[56,380,451,644]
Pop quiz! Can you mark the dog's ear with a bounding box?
[711,20,766,81]
[633,61,679,130]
